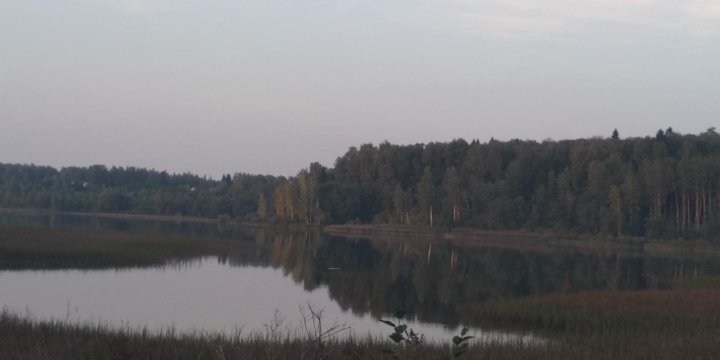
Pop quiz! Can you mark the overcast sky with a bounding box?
[2,0,719,178]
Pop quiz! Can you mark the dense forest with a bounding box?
[2,128,720,238]
[275,128,720,239]
[0,164,282,219]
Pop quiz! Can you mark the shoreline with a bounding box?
[1,207,717,256]
[323,224,720,257]
[0,207,219,224]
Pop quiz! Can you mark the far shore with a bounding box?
[1,207,717,256]
[0,207,219,224]
[324,224,720,257]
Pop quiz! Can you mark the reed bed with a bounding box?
[3,310,720,360]
[471,288,720,336]
[0,225,251,269]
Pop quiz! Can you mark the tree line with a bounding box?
[0,164,282,220]
[1,128,719,238]
[274,128,720,239]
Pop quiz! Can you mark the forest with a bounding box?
[2,128,720,239]
[0,164,282,220]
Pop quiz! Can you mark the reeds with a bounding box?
[3,310,720,360]
[470,289,720,335]
[0,225,253,269]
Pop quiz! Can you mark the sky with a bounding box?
[1,0,719,178]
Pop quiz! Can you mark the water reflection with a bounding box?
[251,233,720,326]
[0,257,536,343]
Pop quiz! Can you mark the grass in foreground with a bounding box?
[3,311,720,360]
[0,311,546,360]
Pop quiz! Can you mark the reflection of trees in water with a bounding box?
[270,232,318,288]
[222,231,720,326]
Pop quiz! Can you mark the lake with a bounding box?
[0,211,717,343]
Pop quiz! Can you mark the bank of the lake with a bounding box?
[324,224,720,256]
[4,208,718,253]
[0,224,257,269]
[3,310,720,360]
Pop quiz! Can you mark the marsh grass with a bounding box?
[0,311,540,360]
[672,275,720,290]
[471,289,720,336]
[4,310,720,360]
[0,225,253,269]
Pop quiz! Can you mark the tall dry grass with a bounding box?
[470,288,720,336]
[0,225,253,269]
[3,310,720,360]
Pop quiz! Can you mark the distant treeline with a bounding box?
[2,128,720,238]
[0,164,283,219]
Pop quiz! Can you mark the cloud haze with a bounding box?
[1,1,719,177]
[396,0,720,39]
[86,0,167,13]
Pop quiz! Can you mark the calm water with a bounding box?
[1,210,718,342]
[0,257,534,342]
